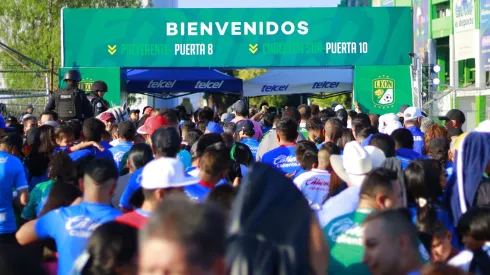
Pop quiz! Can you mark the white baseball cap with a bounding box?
[334,105,345,112]
[141,158,198,190]
[378,113,398,133]
[403,107,425,121]
[384,120,403,135]
[330,141,386,187]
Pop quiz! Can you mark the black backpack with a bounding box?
[56,88,82,119]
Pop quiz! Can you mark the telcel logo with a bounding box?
[195,81,224,89]
[147,80,176,89]
[261,85,289,92]
[312,82,340,89]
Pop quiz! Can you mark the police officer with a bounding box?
[44,70,93,121]
[87,80,109,116]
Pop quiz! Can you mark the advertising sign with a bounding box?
[481,0,490,71]
[453,0,476,61]
[59,67,121,105]
[62,8,412,68]
[413,0,429,63]
[353,65,412,114]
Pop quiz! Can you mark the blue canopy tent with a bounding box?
[124,69,243,99]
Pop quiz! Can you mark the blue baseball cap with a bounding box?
[205,121,224,134]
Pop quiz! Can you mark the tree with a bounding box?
[0,0,141,90]
[309,93,352,109]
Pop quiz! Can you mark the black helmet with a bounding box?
[63,70,81,82]
[91,80,108,93]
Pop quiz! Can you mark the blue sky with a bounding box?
[178,0,341,8]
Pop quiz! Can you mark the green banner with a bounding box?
[62,8,412,68]
[353,65,412,114]
[59,67,121,105]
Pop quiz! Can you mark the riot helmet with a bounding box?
[63,70,82,82]
[91,81,108,93]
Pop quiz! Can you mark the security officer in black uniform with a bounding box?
[44,70,93,121]
[87,80,109,116]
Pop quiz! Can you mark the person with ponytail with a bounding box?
[405,159,456,249]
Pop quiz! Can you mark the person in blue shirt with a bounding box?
[236,119,260,160]
[261,117,301,175]
[403,107,425,155]
[69,118,114,161]
[391,128,423,170]
[119,126,182,212]
[185,142,231,201]
[109,121,135,172]
[0,136,29,244]
[15,158,121,275]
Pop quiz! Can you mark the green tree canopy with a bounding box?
[0,0,141,90]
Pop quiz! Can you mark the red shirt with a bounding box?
[115,209,151,229]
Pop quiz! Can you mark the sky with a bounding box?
[177,0,341,8]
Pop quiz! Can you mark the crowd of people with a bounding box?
[1,95,490,275]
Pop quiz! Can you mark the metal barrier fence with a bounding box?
[426,86,490,132]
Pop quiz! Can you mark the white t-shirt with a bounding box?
[317,186,361,227]
[448,243,490,275]
[293,169,331,210]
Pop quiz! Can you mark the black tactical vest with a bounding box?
[55,88,82,120]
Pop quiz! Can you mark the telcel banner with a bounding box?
[62,8,412,68]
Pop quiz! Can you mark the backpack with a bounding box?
[56,88,82,119]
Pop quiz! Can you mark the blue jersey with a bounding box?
[241,137,260,160]
[53,146,69,154]
[178,150,192,170]
[35,201,121,275]
[69,146,114,161]
[406,126,424,155]
[261,145,300,175]
[119,168,143,210]
[109,141,133,171]
[184,181,215,202]
[360,134,374,147]
[0,152,28,234]
[396,148,424,169]
[100,141,113,150]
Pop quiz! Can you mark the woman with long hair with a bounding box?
[24,125,56,189]
[405,159,456,251]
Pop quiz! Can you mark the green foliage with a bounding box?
[310,93,352,109]
[0,0,141,90]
